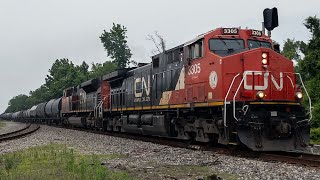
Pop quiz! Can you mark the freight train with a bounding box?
[0,9,313,151]
[1,26,312,152]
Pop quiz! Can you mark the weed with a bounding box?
[0,143,134,180]
[311,128,320,144]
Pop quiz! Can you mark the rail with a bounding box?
[0,123,31,137]
[0,123,40,142]
[62,124,320,168]
[259,151,320,167]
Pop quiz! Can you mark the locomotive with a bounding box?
[1,26,312,152]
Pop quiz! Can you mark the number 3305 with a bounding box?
[188,63,201,75]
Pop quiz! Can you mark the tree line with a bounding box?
[282,16,320,128]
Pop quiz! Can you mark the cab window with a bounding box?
[186,40,203,60]
[248,40,272,49]
[209,38,245,56]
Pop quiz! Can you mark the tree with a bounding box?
[282,38,305,62]
[29,85,50,103]
[297,16,320,127]
[100,23,132,68]
[146,31,166,55]
[5,94,29,113]
[304,16,320,40]
[45,59,90,99]
[78,61,90,79]
[298,16,320,81]
[90,61,117,78]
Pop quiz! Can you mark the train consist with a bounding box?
[1,27,312,151]
[0,10,313,151]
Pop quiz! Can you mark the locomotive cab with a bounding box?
[196,28,311,151]
[189,27,311,151]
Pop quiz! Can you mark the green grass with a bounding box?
[0,143,134,180]
[311,128,320,144]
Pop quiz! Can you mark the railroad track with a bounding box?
[0,123,40,142]
[258,151,320,168]
[42,124,320,168]
[186,145,320,168]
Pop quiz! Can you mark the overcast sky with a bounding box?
[0,0,319,113]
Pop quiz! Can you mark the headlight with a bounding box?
[262,59,268,65]
[262,53,268,59]
[256,91,265,99]
[261,52,269,65]
[296,92,303,100]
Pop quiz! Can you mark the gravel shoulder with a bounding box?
[0,124,319,179]
[0,120,26,135]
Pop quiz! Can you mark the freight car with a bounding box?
[1,9,312,151]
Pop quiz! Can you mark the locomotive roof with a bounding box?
[102,68,133,81]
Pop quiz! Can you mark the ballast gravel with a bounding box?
[0,120,27,135]
[0,123,319,179]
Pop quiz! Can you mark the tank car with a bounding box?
[45,98,62,125]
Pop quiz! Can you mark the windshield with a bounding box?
[248,40,272,49]
[209,39,245,56]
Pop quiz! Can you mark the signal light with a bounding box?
[256,91,265,99]
[263,7,279,31]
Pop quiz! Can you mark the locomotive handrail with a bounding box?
[286,75,295,89]
[295,73,312,122]
[224,73,240,128]
[229,71,312,123]
[232,71,262,121]
[283,72,312,122]
[94,97,106,119]
[232,75,245,121]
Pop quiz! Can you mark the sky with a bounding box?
[0,0,319,113]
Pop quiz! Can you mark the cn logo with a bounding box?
[243,71,283,91]
[134,76,151,97]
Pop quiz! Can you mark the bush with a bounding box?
[310,128,320,144]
